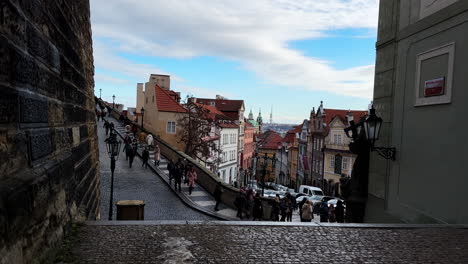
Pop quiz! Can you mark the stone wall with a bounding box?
[0,0,98,263]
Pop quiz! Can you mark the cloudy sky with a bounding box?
[91,0,379,124]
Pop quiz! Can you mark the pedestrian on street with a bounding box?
[279,198,287,222]
[298,197,307,222]
[187,166,197,195]
[271,195,280,221]
[123,142,132,161]
[319,199,329,223]
[167,160,174,185]
[286,199,293,222]
[329,205,336,223]
[173,163,182,192]
[142,147,149,169]
[131,124,138,137]
[252,193,263,221]
[214,185,223,211]
[96,110,101,121]
[128,145,136,168]
[109,122,115,132]
[301,200,313,222]
[245,188,254,218]
[104,120,110,136]
[234,191,246,220]
[154,144,161,166]
[335,200,345,223]
[146,134,154,150]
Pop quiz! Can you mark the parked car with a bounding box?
[298,185,324,197]
[327,198,345,208]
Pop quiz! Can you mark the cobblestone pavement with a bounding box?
[73,223,468,263]
[97,118,213,221]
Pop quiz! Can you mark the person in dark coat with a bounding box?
[335,200,345,223]
[141,147,149,169]
[252,193,263,221]
[319,200,329,223]
[167,160,174,185]
[128,145,137,168]
[173,164,182,192]
[214,185,223,211]
[279,199,287,222]
[271,195,280,221]
[234,191,246,220]
[286,199,293,222]
[104,120,110,135]
[123,142,132,161]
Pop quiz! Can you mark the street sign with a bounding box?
[424,77,445,97]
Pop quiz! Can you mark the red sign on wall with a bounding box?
[424,77,445,97]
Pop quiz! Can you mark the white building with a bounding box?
[218,124,239,184]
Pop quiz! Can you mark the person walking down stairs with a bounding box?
[141,147,149,169]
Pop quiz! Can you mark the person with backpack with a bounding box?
[141,147,149,169]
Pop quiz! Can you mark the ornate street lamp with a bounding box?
[345,104,395,160]
[140,107,145,129]
[342,103,396,223]
[112,94,116,109]
[104,131,122,220]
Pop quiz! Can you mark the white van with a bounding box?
[298,185,324,197]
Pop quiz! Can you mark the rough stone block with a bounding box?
[20,95,48,123]
[27,129,52,163]
[0,88,19,123]
[0,1,27,48]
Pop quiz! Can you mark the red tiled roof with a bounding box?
[195,103,232,121]
[324,109,367,126]
[196,98,244,112]
[219,123,238,128]
[259,131,284,150]
[155,85,187,113]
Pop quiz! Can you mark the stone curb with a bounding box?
[85,220,468,229]
[106,117,235,221]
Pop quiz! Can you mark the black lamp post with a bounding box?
[254,153,276,196]
[112,95,116,109]
[99,88,102,99]
[342,104,396,223]
[140,107,145,129]
[105,130,122,220]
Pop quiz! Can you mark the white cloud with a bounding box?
[90,0,379,98]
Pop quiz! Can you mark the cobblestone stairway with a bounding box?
[109,117,239,220]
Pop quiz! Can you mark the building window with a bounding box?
[330,155,335,168]
[167,121,176,134]
[334,154,342,174]
[342,157,348,170]
[414,42,455,106]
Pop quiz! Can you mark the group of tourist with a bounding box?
[167,159,198,194]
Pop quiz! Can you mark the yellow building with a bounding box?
[322,111,367,196]
[137,74,187,150]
